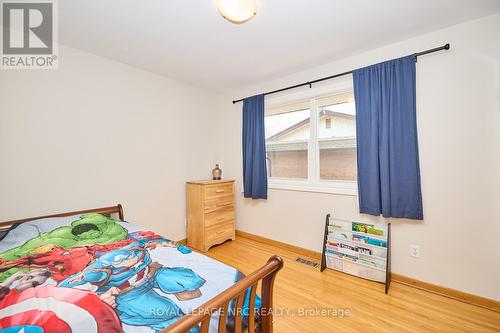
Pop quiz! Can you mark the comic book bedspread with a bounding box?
[0,213,248,333]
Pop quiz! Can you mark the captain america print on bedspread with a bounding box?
[0,214,253,333]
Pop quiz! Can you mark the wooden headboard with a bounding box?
[0,204,124,233]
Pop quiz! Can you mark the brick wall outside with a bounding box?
[320,148,357,181]
[267,149,357,181]
[267,150,308,178]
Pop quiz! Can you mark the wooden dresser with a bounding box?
[186,180,235,252]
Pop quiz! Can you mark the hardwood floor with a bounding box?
[204,236,500,333]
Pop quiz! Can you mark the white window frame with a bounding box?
[265,76,357,196]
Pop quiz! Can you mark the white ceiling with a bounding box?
[60,0,500,91]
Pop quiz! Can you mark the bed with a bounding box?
[0,205,283,333]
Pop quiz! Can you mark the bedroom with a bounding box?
[0,0,499,332]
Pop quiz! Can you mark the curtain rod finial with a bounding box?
[444,43,450,50]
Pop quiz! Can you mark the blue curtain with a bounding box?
[353,55,423,219]
[242,94,268,199]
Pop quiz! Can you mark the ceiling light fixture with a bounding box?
[217,0,257,24]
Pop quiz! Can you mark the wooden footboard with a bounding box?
[162,255,284,333]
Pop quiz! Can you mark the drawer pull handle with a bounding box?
[215,189,225,193]
[216,230,225,235]
[216,217,225,221]
[216,203,231,207]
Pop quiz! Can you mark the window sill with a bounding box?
[267,179,358,196]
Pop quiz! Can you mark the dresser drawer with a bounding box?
[204,183,234,200]
[204,196,234,214]
[205,206,235,227]
[205,221,235,244]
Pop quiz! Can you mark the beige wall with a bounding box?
[222,14,500,300]
[0,45,225,241]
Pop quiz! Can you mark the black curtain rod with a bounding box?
[232,43,450,104]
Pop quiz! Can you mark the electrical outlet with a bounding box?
[410,244,421,258]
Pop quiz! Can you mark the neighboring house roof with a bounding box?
[266,110,355,142]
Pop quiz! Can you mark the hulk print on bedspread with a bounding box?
[0,214,127,261]
[0,214,128,282]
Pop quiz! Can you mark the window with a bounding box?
[265,107,309,179]
[318,95,357,182]
[264,90,357,195]
[325,117,331,129]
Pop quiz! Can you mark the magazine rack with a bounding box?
[320,214,391,293]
